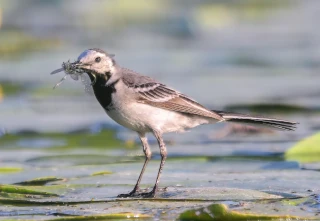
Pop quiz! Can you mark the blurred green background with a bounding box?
[0,0,319,220]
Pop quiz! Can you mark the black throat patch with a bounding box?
[87,72,119,111]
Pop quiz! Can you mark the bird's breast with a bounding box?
[92,79,119,111]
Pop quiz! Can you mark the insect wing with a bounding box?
[69,73,79,81]
[80,74,94,95]
[53,74,68,89]
[50,67,64,75]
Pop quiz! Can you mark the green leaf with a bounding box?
[0,184,58,196]
[14,176,63,186]
[285,132,320,163]
[91,171,113,176]
[179,203,316,221]
[0,167,23,174]
[47,213,151,220]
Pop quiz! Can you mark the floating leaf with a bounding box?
[14,176,63,186]
[281,197,309,206]
[0,167,23,173]
[0,184,58,196]
[47,213,151,220]
[285,132,320,163]
[91,171,113,176]
[179,203,316,221]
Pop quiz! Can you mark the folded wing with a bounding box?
[122,71,223,120]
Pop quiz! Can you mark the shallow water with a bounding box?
[1,0,320,220]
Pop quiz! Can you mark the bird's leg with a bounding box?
[117,133,151,198]
[140,131,167,198]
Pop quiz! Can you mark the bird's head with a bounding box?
[50,48,120,88]
[75,48,117,82]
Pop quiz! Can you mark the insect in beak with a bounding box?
[50,60,84,89]
[50,67,64,75]
[52,74,68,89]
[73,62,97,86]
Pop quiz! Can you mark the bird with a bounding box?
[51,48,297,198]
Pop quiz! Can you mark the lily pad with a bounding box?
[285,132,320,163]
[281,197,309,206]
[0,184,58,196]
[14,176,63,186]
[179,203,316,221]
[47,213,151,221]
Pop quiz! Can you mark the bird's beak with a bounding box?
[74,61,91,71]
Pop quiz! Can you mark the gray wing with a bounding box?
[122,69,223,120]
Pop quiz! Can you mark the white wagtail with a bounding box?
[51,48,297,198]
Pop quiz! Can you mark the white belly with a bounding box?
[104,81,216,134]
[106,102,212,134]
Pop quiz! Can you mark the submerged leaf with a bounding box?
[179,203,316,221]
[47,213,151,220]
[14,176,63,186]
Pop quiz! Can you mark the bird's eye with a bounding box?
[95,57,101,63]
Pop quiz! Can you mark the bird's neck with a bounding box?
[86,72,120,111]
[86,72,108,86]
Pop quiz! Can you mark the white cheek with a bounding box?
[93,63,106,74]
[106,59,115,73]
[93,61,113,74]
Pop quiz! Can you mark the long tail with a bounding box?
[214,110,298,131]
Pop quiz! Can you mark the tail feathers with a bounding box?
[214,110,298,131]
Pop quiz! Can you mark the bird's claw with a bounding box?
[117,186,141,198]
[117,191,155,198]
[117,193,135,198]
[117,187,159,198]
[138,190,156,198]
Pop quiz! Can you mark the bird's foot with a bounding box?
[117,192,135,198]
[126,187,156,198]
[117,186,140,198]
[118,186,167,198]
[138,189,156,198]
